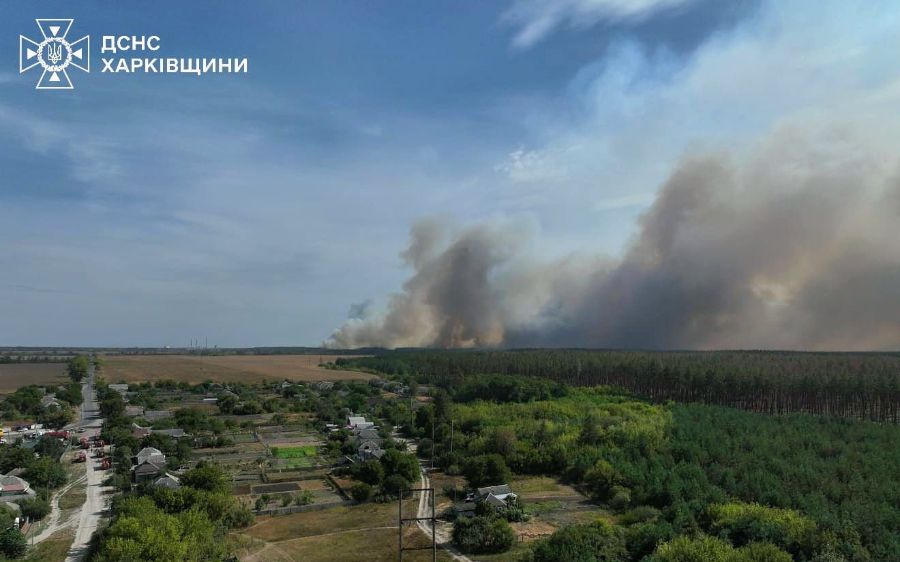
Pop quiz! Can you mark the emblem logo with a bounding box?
[20,19,90,90]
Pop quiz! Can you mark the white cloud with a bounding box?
[503,0,697,48]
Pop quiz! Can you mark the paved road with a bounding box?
[64,368,112,562]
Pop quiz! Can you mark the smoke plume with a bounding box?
[330,124,900,350]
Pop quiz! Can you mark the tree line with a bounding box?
[338,350,900,422]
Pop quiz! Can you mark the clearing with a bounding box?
[101,354,373,384]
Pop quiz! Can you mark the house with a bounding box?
[131,423,151,439]
[0,475,34,498]
[40,394,61,409]
[152,473,181,489]
[475,485,517,508]
[150,428,190,439]
[312,381,334,392]
[132,459,166,483]
[135,447,166,466]
[357,440,385,461]
[143,410,173,422]
[347,416,375,430]
[108,384,130,397]
[353,428,381,441]
[125,405,145,418]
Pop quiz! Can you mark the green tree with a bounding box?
[532,521,627,562]
[463,454,511,488]
[0,527,26,559]
[452,515,515,555]
[350,482,373,502]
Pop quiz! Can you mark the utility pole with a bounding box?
[398,486,436,562]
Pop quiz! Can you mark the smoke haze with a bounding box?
[330,124,900,350]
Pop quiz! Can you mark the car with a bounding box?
[77,427,85,432]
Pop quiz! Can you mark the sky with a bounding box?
[1,1,898,348]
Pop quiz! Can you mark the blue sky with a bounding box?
[1,1,897,347]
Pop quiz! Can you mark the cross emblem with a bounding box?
[20,19,90,90]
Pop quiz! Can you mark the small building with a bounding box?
[108,384,130,397]
[144,410,173,422]
[347,416,374,430]
[131,423,151,440]
[0,475,34,498]
[354,428,381,441]
[475,485,517,508]
[125,405,145,418]
[40,394,61,409]
[133,459,166,483]
[135,447,166,466]
[152,473,181,489]
[357,440,385,461]
[151,428,190,439]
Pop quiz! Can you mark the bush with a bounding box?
[452,515,516,555]
[350,482,373,502]
[462,455,511,488]
[382,475,409,498]
[531,521,627,562]
[0,528,25,559]
[18,497,51,520]
[619,505,661,525]
[706,502,817,556]
[646,535,794,562]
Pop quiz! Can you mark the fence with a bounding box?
[256,498,353,516]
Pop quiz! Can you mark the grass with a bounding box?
[272,446,316,459]
[473,542,532,562]
[102,354,373,385]
[0,363,67,393]
[239,527,452,562]
[510,476,583,500]
[242,501,418,542]
[23,528,73,562]
[58,482,87,510]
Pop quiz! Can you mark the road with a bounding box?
[63,367,112,562]
[413,461,473,562]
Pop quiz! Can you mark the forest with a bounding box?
[344,353,900,561]
[337,350,900,422]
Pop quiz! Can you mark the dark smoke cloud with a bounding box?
[330,126,900,350]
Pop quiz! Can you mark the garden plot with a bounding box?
[270,445,321,469]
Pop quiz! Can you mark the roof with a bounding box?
[0,476,29,492]
[484,493,509,508]
[133,460,165,474]
[136,447,165,465]
[151,428,189,438]
[347,416,367,426]
[354,428,380,440]
[153,473,181,489]
[144,410,172,421]
[476,485,513,498]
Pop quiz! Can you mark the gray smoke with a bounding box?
[329,125,900,350]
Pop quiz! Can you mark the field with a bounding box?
[233,501,453,562]
[0,363,67,393]
[102,354,373,384]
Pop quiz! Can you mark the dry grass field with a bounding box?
[0,363,67,393]
[234,501,453,562]
[102,354,373,385]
